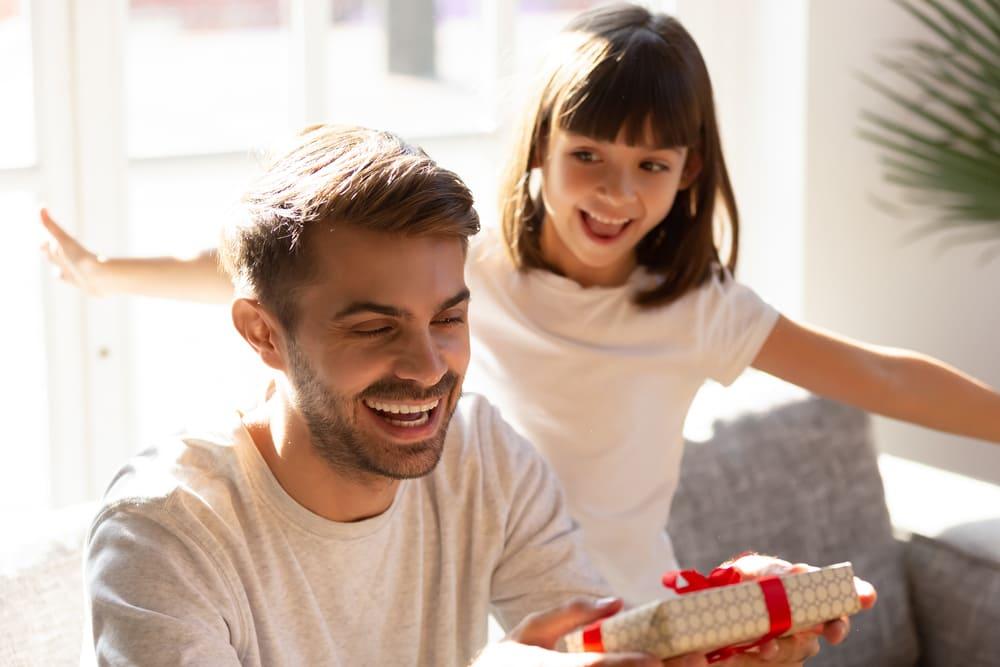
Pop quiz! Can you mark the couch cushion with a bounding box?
[668,396,919,667]
[0,503,95,666]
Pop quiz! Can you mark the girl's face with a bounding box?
[538,125,695,287]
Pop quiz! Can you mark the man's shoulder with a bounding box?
[447,392,531,453]
[436,392,545,490]
[93,422,249,541]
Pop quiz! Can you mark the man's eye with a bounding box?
[354,327,392,338]
[572,150,598,163]
[434,316,465,326]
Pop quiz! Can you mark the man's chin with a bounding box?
[367,437,446,480]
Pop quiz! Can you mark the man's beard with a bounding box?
[285,341,459,481]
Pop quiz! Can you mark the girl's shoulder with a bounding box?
[647,266,772,320]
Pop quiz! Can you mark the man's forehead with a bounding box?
[299,225,468,312]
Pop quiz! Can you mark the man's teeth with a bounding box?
[585,210,630,225]
[363,398,440,414]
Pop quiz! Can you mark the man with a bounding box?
[84,125,860,666]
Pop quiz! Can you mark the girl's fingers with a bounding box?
[39,207,64,240]
[854,577,877,609]
[822,617,850,645]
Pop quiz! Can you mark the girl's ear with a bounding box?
[529,128,551,170]
[679,151,703,190]
[232,298,288,372]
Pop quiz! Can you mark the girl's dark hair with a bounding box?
[499,3,738,307]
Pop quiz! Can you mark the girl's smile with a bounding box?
[579,208,633,242]
[538,127,693,288]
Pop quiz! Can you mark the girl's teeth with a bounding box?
[586,211,630,225]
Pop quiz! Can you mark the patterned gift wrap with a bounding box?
[564,562,862,660]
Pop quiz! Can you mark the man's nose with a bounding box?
[393,330,448,388]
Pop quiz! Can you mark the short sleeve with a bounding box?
[697,273,779,386]
[480,404,612,631]
[86,504,244,666]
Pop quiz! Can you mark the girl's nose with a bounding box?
[600,168,636,203]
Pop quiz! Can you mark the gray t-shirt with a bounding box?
[85,393,610,666]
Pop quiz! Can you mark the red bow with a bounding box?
[663,566,792,663]
[661,565,743,593]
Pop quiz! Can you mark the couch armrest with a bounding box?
[880,455,1000,667]
[901,530,1000,667]
[0,502,97,666]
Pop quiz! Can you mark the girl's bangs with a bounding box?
[556,32,702,149]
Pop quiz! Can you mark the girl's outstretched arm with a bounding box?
[751,316,1000,444]
[39,208,232,303]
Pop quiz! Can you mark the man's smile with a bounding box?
[361,396,448,440]
[362,398,441,427]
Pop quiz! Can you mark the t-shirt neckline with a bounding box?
[232,414,405,540]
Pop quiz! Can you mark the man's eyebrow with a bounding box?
[332,288,470,321]
[333,301,407,320]
[436,288,471,313]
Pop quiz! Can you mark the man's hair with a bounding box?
[220,124,480,329]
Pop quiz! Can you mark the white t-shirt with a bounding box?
[465,234,779,605]
[84,394,609,667]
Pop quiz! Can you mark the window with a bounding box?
[127,0,290,157]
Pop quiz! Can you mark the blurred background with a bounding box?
[1,0,998,517]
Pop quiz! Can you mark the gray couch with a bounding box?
[669,396,1000,667]
[3,395,998,665]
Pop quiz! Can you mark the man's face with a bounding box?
[281,224,471,480]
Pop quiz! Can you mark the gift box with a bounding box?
[564,562,862,662]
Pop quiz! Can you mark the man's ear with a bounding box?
[679,150,703,190]
[232,298,288,372]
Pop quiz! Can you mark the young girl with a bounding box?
[40,4,1000,606]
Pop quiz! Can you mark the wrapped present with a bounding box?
[564,562,862,662]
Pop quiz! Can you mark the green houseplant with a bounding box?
[859,0,1000,254]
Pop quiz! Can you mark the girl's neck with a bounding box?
[538,217,637,288]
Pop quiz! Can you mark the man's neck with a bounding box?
[242,388,400,523]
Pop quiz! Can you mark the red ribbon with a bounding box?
[663,567,792,663]
[581,623,605,652]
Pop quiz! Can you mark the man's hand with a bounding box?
[38,207,105,295]
[716,554,879,665]
[473,597,707,666]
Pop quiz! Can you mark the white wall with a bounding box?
[677,0,807,319]
[804,0,1000,483]
[677,0,1000,483]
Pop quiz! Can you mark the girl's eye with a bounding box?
[641,161,670,173]
[571,150,599,163]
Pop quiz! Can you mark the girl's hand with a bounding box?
[718,554,878,664]
[39,207,105,296]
